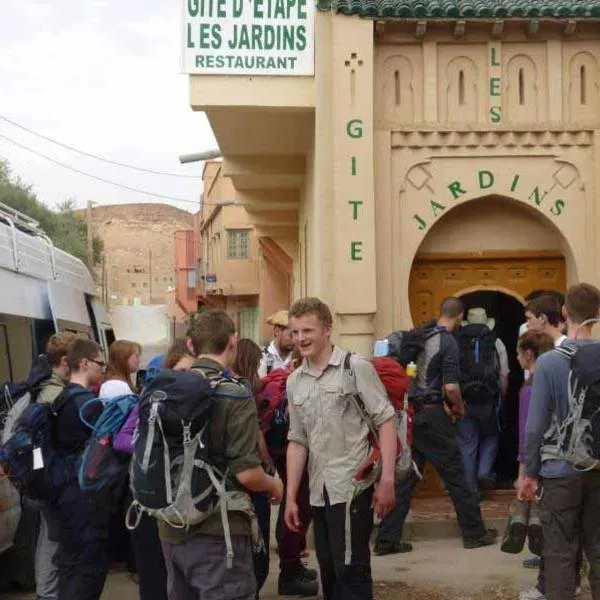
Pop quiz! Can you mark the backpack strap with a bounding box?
[342,353,380,444]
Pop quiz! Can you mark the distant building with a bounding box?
[88,203,194,308]
[174,161,292,343]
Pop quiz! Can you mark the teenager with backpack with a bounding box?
[285,297,397,600]
[455,307,509,497]
[375,297,497,556]
[98,340,141,577]
[258,310,294,377]
[155,309,284,600]
[519,284,600,600]
[46,338,110,600]
[32,332,75,600]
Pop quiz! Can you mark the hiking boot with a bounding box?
[519,587,546,600]
[463,528,498,549]
[373,540,413,556]
[523,555,542,569]
[278,571,319,598]
[501,500,530,554]
[294,564,318,581]
[528,503,543,556]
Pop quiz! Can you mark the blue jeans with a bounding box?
[456,418,498,495]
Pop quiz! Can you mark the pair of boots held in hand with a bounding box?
[501,499,543,556]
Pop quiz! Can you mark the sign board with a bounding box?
[206,274,217,283]
[181,0,315,76]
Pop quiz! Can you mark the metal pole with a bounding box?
[178,149,222,164]
[87,200,93,266]
[149,249,153,304]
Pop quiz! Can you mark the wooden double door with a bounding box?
[408,251,566,497]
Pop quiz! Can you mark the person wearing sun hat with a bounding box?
[258,309,294,377]
[456,307,510,498]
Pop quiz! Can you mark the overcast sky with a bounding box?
[0,0,217,214]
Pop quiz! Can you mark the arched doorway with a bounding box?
[459,289,524,487]
[408,196,569,496]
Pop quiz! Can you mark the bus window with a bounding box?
[0,324,13,382]
[32,318,56,357]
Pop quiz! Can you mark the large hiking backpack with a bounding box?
[456,323,500,405]
[78,394,139,500]
[555,340,600,470]
[1,355,53,444]
[0,395,80,502]
[386,320,438,368]
[127,368,259,567]
[342,354,420,488]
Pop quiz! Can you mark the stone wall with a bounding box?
[87,203,195,308]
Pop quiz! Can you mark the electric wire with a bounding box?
[0,114,203,178]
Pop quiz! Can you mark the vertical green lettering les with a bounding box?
[489,77,501,97]
[346,119,363,139]
[350,241,363,261]
[490,106,501,123]
[448,181,467,200]
[491,47,500,67]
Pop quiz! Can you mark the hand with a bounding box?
[517,475,538,502]
[284,500,301,532]
[270,477,284,505]
[372,478,396,520]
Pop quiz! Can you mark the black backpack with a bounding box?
[1,355,53,443]
[387,320,438,368]
[127,368,258,567]
[456,324,500,405]
[555,342,600,470]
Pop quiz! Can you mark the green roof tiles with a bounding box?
[316,0,600,18]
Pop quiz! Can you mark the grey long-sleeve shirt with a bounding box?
[524,340,592,479]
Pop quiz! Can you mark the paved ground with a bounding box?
[1,538,591,599]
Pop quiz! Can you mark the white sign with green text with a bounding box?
[182,0,315,75]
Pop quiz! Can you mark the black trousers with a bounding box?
[540,473,600,600]
[251,492,271,597]
[377,404,486,544]
[130,513,169,600]
[313,486,374,600]
[49,482,110,600]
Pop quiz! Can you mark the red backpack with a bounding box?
[342,355,420,484]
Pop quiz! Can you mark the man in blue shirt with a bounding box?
[520,283,600,600]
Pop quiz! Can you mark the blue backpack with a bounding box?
[78,395,139,498]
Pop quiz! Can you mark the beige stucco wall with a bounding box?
[189,14,600,354]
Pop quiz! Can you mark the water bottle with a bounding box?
[406,361,417,378]
[373,338,389,357]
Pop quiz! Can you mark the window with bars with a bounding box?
[227,229,250,259]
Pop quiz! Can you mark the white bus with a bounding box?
[0,201,114,588]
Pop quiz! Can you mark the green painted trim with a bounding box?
[317,0,600,19]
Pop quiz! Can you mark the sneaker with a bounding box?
[501,500,530,554]
[464,528,498,549]
[373,540,413,556]
[528,504,543,556]
[519,587,546,600]
[295,564,318,581]
[278,571,319,598]
[523,556,542,569]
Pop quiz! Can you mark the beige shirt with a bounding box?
[287,346,395,507]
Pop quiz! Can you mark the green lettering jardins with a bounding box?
[413,169,566,232]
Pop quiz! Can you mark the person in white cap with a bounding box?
[259,310,294,377]
[456,307,509,498]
